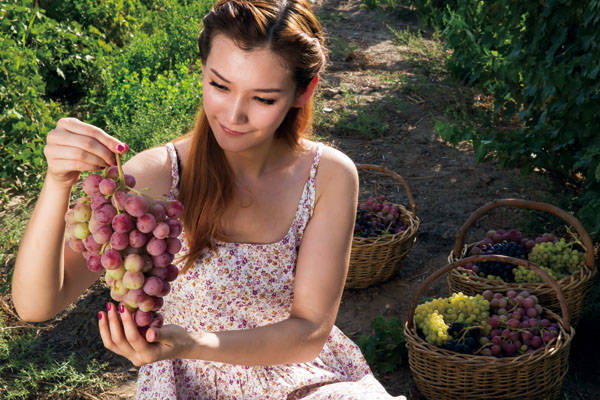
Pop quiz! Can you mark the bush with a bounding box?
[410,0,600,238]
[116,0,212,78]
[1,2,113,103]
[357,314,407,374]
[39,0,143,46]
[0,37,62,194]
[90,62,203,153]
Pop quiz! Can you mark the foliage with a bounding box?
[1,2,113,102]
[89,62,203,153]
[357,314,407,374]
[409,0,600,239]
[1,0,213,197]
[39,0,143,46]
[0,312,109,399]
[117,0,211,80]
[0,35,62,194]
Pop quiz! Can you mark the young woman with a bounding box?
[13,1,405,398]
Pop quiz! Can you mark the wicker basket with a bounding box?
[447,198,596,325]
[346,164,420,289]
[405,254,574,400]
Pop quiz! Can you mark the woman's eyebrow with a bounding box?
[210,68,283,93]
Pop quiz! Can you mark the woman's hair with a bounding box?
[173,0,327,273]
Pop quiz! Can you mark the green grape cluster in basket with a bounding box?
[354,195,407,238]
[513,239,586,282]
[415,292,490,347]
[463,229,586,283]
[415,291,562,357]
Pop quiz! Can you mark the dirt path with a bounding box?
[7,1,594,399]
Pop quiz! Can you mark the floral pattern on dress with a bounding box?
[136,142,405,399]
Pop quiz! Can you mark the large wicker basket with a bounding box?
[346,164,420,289]
[447,198,596,325]
[405,255,574,400]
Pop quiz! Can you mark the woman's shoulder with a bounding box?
[122,142,182,199]
[305,139,358,198]
[306,139,357,182]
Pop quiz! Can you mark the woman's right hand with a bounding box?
[43,117,128,189]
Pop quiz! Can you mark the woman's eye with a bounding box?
[209,81,227,91]
[256,97,276,105]
[210,81,275,104]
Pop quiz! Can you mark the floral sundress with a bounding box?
[136,142,405,399]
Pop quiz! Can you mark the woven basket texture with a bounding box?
[447,199,596,325]
[405,255,575,400]
[347,164,419,289]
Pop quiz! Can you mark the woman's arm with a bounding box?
[99,146,359,366]
[193,147,359,364]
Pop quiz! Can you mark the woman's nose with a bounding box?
[227,96,249,125]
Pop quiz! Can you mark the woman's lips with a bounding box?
[220,124,246,136]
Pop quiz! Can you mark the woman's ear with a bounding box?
[293,76,319,108]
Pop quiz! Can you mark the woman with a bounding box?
[12,1,405,398]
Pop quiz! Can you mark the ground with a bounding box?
[1,0,597,399]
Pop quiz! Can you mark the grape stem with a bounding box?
[99,241,109,256]
[116,153,125,185]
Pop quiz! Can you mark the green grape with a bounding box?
[524,239,585,281]
[415,293,490,346]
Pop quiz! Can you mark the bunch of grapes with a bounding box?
[481,290,560,357]
[463,229,583,283]
[414,293,490,347]
[443,322,483,354]
[64,162,183,336]
[513,239,585,283]
[354,195,407,238]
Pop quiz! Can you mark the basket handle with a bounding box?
[355,163,417,216]
[453,198,595,272]
[406,254,571,332]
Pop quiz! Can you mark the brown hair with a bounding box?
[173,0,326,273]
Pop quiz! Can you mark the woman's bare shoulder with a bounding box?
[311,140,357,183]
[122,144,175,199]
[306,139,358,200]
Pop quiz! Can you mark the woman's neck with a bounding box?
[224,137,296,185]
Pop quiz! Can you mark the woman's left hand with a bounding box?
[98,302,197,366]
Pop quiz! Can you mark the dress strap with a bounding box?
[164,142,180,199]
[307,142,324,213]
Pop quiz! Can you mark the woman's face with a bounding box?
[202,34,301,153]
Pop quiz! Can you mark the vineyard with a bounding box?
[1,0,599,399]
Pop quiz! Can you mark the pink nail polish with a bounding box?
[117,144,124,152]
[119,304,124,313]
[98,312,103,320]
[106,303,111,311]
[124,144,129,151]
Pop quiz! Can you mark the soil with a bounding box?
[2,0,598,399]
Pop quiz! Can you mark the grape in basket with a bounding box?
[415,290,562,358]
[354,195,407,238]
[463,228,585,283]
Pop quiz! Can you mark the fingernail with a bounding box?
[98,312,103,320]
[117,144,124,152]
[106,303,111,311]
[124,144,129,151]
[119,304,124,313]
